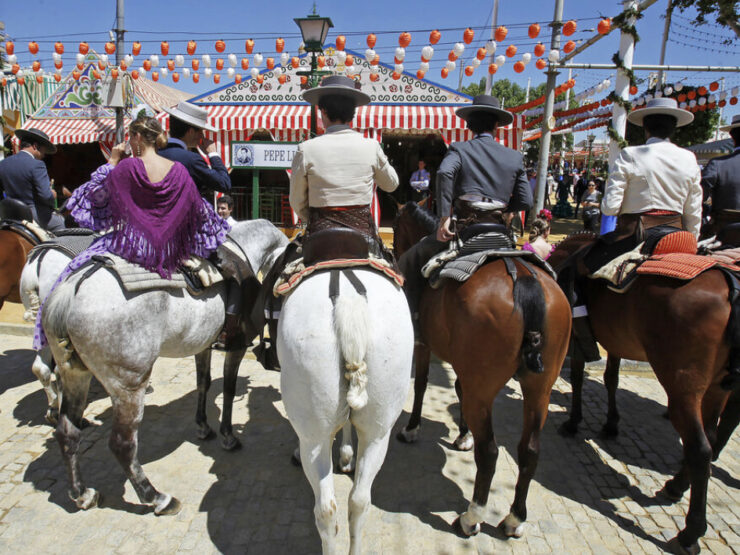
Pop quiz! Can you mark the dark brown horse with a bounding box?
[393,202,571,538]
[549,232,735,554]
[0,229,34,310]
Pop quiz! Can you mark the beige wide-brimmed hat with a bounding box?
[627,97,694,128]
[455,95,514,127]
[15,128,57,154]
[162,101,217,132]
[302,75,371,106]
[719,114,740,132]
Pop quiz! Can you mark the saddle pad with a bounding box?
[649,231,697,255]
[589,243,647,288]
[636,253,717,280]
[104,253,188,292]
[429,249,555,290]
[274,257,403,297]
[29,232,98,262]
[706,246,740,269]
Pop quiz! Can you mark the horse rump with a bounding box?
[513,268,546,373]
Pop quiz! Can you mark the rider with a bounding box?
[290,75,399,243]
[398,94,532,322]
[701,114,740,240]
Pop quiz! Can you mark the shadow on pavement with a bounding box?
[0,348,37,395]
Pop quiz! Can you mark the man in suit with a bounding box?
[399,95,532,319]
[0,128,64,231]
[159,102,231,199]
[701,114,740,234]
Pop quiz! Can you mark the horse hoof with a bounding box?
[599,423,619,439]
[154,494,181,516]
[396,426,419,444]
[291,448,302,467]
[338,446,355,474]
[658,483,684,503]
[220,435,242,451]
[70,488,99,510]
[453,516,480,537]
[558,420,579,437]
[45,408,59,427]
[500,513,525,538]
[453,432,474,451]
[667,537,700,555]
[196,424,216,441]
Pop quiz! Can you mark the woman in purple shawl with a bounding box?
[33,114,229,349]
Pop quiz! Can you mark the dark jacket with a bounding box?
[701,148,740,214]
[436,134,532,217]
[158,140,231,197]
[0,151,56,227]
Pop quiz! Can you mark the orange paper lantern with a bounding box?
[242,58,250,70]
[476,48,487,61]
[76,62,84,70]
[488,63,498,75]
[505,45,517,58]
[92,70,101,80]
[54,60,63,69]
[345,55,354,67]
[598,18,611,35]
[399,32,411,48]
[463,27,475,44]
[563,20,577,36]
[187,40,197,55]
[291,56,299,69]
[301,76,308,85]
[111,68,119,79]
[430,29,441,45]
[417,70,426,79]
[152,71,159,81]
[448,51,458,62]
[120,61,127,71]
[36,74,43,84]
[678,93,687,102]
[54,42,64,55]
[167,59,175,71]
[1,78,6,87]
[215,40,226,53]
[235,74,242,84]
[371,55,379,66]
[172,72,180,83]
[256,75,264,84]
[394,56,403,64]
[392,71,401,80]
[79,42,89,55]
[193,73,200,83]
[132,41,141,56]
[32,61,41,72]
[5,41,14,55]
[336,35,346,50]
[216,58,224,70]
[630,85,638,95]
[192,59,200,71]
[53,73,61,82]
[143,60,152,71]
[529,23,541,39]
[367,33,376,48]
[534,43,545,57]
[369,73,379,82]
[278,74,287,84]
[710,81,719,91]
[214,74,221,83]
[105,42,116,55]
[441,67,449,78]
[276,37,285,53]
[317,56,326,68]
[159,41,168,56]
[16,76,25,86]
[719,99,727,107]
[536,58,547,70]
[98,61,106,71]
[729,96,737,105]
[687,90,697,100]
[266,57,275,70]
[28,41,39,55]
[245,39,254,54]
[513,61,525,73]
[698,86,708,95]
[464,66,474,76]
[563,40,576,54]
[131,69,140,80]
[494,26,508,42]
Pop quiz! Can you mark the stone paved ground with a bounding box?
[0,332,737,554]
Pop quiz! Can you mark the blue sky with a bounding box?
[3,0,739,141]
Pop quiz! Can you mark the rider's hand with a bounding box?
[109,142,128,166]
[437,217,454,242]
[201,137,217,154]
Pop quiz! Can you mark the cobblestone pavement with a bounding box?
[0,332,737,554]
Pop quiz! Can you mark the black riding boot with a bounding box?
[216,279,243,350]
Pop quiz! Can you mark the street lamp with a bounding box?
[294,7,334,137]
[585,133,595,179]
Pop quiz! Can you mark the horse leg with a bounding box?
[712,389,740,460]
[108,380,181,516]
[396,344,430,443]
[54,363,96,510]
[32,347,60,425]
[338,421,355,474]
[194,349,215,441]
[453,378,473,451]
[299,436,339,554]
[348,427,392,555]
[559,352,585,436]
[219,346,247,451]
[601,354,621,438]
[456,393,498,536]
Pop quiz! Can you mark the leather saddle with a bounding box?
[0,198,34,222]
[302,228,370,266]
[459,222,510,243]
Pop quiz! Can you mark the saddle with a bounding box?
[27,229,99,270]
[302,228,370,266]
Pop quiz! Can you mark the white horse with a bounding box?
[41,220,286,514]
[278,268,413,554]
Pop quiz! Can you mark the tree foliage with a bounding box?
[673,0,740,39]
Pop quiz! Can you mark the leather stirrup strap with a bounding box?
[329,268,367,307]
[503,257,518,284]
[343,269,367,298]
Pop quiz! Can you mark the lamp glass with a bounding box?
[294,15,334,51]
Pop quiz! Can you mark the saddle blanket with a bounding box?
[424,248,556,290]
[274,257,404,297]
[705,246,740,270]
[636,253,718,280]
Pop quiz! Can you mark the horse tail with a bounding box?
[513,264,546,373]
[20,262,41,323]
[42,273,82,348]
[333,281,370,411]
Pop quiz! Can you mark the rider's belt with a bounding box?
[453,197,506,229]
[616,211,683,242]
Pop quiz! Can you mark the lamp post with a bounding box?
[585,133,595,179]
[294,7,334,138]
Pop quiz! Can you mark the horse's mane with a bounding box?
[549,229,598,271]
[403,201,439,234]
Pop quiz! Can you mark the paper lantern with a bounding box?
[664,86,673,95]
[369,73,380,82]
[598,18,611,34]
[719,99,726,107]
[235,74,242,84]
[76,62,84,70]
[100,53,109,66]
[317,55,326,68]
[563,20,577,36]
[187,40,197,55]
[513,61,525,73]
[16,76,25,86]
[420,62,430,72]
[256,75,264,84]
[463,27,475,44]
[79,42,89,55]
[34,74,44,84]
[395,47,406,62]
[167,59,175,71]
[124,54,134,66]
[472,47,486,62]
[416,70,425,80]
[150,54,160,67]
[536,58,547,70]
[92,70,101,80]
[630,85,638,95]
[561,40,575,54]
[522,53,532,64]
[52,42,64,55]
[677,93,687,102]
[201,54,211,67]
[215,39,226,53]
[250,67,259,78]
[534,43,545,57]
[253,53,263,66]
[506,45,517,57]
[98,61,106,71]
[31,61,41,72]
[28,41,39,55]
[187,72,197,83]
[471,58,481,68]
[709,81,719,92]
[53,73,62,82]
[192,59,200,71]
[266,57,274,70]
[183,68,190,78]
[214,58,223,70]
[129,69,139,80]
[529,23,541,39]
[5,41,14,55]
[448,51,458,62]
[132,41,141,56]
[371,55,379,66]
[730,97,738,105]
[495,54,506,66]
[160,67,168,77]
[1,77,7,87]
[427,29,441,45]
[441,67,449,79]
[271,73,284,85]
[280,52,289,67]
[111,68,119,79]
[345,55,354,67]
[175,54,185,67]
[488,63,498,75]
[238,58,248,70]
[399,32,411,47]
[336,35,346,50]
[421,45,435,62]
[494,26,508,42]
[445,60,456,72]
[169,72,178,83]
[290,57,299,69]
[276,37,285,53]
[367,33,376,48]
[143,60,152,71]
[698,96,706,106]
[245,39,255,54]
[54,60,63,70]
[698,86,707,96]
[204,67,212,77]
[363,49,374,63]
[211,74,219,84]
[464,66,474,76]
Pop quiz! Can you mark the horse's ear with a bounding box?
[395,201,404,212]
[417,197,428,210]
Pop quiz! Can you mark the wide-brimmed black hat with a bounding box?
[15,128,57,154]
[455,95,514,127]
[302,75,371,107]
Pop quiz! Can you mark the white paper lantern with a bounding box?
[689,99,697,107]
[485,40,496,54]
[202,54,211,67]
[336,51,346,63]
[419,62,430,72]
[421,45,434,61]
[471,58,481,68]
[227,67,235,77]
[663,86,673,96]
[139,66,146,74]
[548,49,560,62]
[76,53,84,65]
[495,54,506,66]
[370,65,379,74]
[365,49,375,62]
[675,82,684,92]
[522,53,532,65]
[183,68,190,78]
[172,54,183,67]
[445,60,456,72]
[655,90,663,98]
[228,53,238,67]
[698,96,707,105]
[395,47,405,61]
[596,83,604,93]
[709,94,717,103]
[250,67,259,78]
[679,102,687,109]
[54,69,62,77]
[253,53,263,67]
[160,67,168,77]
[394,63,404,73]
[52,52,61,62]
[720,91,728,100]
[453,42,465,56]
[100,54,109,66]
[150,54,159,67]
[603,80,611,88]
[204,67,212,77]
[731,86,739,96]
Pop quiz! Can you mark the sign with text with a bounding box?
[230,141,298,169]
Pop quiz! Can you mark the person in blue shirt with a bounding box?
[409,159,431,202]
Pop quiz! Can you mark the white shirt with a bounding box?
[601,137,703,237]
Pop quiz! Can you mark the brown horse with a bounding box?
[393,202,571,538]
[549,232,735,554]
[0,229,34,310]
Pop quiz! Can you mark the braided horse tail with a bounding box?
[512,262,547,373]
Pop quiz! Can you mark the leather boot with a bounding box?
[219,312,242,351]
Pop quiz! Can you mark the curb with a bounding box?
[0,323,34,337]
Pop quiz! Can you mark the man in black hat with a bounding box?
[701,114,740,236]
[0,128,64,231]
[398,95,532,320]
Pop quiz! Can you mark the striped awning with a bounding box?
[14,117,130,145]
